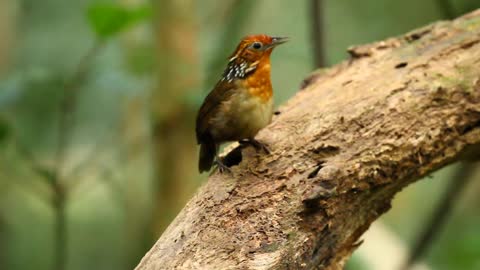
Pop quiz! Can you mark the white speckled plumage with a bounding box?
[221,61,258,82]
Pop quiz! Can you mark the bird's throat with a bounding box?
[244,60,273,102]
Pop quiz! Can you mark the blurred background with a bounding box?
[0,0,479,269]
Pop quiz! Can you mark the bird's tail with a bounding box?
[198,141,216,173]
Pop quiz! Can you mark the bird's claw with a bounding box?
[214,159,232,174]
[239,139,271,154]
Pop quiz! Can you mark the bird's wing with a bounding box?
[195,80,236,144]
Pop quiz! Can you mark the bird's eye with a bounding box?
[252,42,263,50]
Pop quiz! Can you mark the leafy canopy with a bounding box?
[87,2,151,39]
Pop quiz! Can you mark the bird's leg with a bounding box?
[239,138,271,154]
[214,154,232,174]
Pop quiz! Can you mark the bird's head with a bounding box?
[220,34,287,83]
[228,34,288,63]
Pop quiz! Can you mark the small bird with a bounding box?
[196,34,288,173]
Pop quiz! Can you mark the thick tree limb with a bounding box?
[137,10,480,270]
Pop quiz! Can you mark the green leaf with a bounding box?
[87,2,152,39]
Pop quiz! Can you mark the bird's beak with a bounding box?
[269,37,289,48]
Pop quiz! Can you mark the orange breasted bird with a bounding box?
[196,34,288,173]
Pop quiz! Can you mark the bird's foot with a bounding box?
[239,139,271,154]
[214,158,232,174]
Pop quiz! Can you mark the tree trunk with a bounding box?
[137,10,480,270]
[150,0,200,236]
[0,0,17,75]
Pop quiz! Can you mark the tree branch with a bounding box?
[137,10,480,270]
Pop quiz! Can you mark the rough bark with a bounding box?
[137,10,480,270]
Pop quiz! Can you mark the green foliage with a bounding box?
[345,254,369,270]
[87,2,151,39]
[429,216,480,270]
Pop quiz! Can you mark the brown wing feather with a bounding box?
[195,80,236,144]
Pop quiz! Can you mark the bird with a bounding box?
[196,34,288,173]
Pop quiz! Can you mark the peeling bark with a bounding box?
[136,10,480,270]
